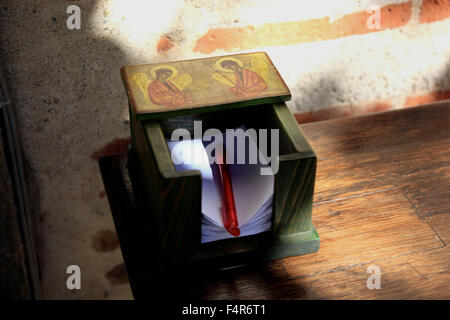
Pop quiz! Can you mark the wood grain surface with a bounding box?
[102,101,450,299]
[195,101,450,299]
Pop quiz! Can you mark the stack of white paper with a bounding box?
[167,127,274,243]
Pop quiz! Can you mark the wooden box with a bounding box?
[121,52,319,271]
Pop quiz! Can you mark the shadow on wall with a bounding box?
[0,0,135,299]
[1,1,133,158]
[405,57,450,107]
[294,75,345,111]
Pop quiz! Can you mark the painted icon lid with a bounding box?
[120,52,291,120]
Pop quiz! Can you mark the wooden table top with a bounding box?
[101,101,450,299]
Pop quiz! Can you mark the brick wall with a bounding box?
[96,0,450,122]
[149,0,450,122]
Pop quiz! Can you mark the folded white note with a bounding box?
[167,126,274,243]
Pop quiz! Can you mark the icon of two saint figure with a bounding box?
[132,56,270,107]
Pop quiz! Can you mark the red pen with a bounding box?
[217,150,240,237]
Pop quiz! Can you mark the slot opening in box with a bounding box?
[164,112,277,244]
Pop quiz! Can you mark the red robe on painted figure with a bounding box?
[230,69,268,97]
[148,80,193,106]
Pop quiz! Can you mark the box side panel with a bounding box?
[273,156,316,234]
[131,116,203,263]
[158,175,202,258]
[129,113,164,263]
[143,121,202,259]
[131,115,162,212]
[272,102,315,157]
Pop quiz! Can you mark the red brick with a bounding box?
[420,0,450,23]
[294,100,393,124]
[194,2,411,54]
[294,106,354,124]
[351,101,393,115]
[157,36,175,52]
[404,90,450,107]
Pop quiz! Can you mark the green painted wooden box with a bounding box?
[121,52,319,270]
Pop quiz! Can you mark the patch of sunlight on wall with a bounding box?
[207,0,409,26]
[89,0,185,58]
[89,0,411,59]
